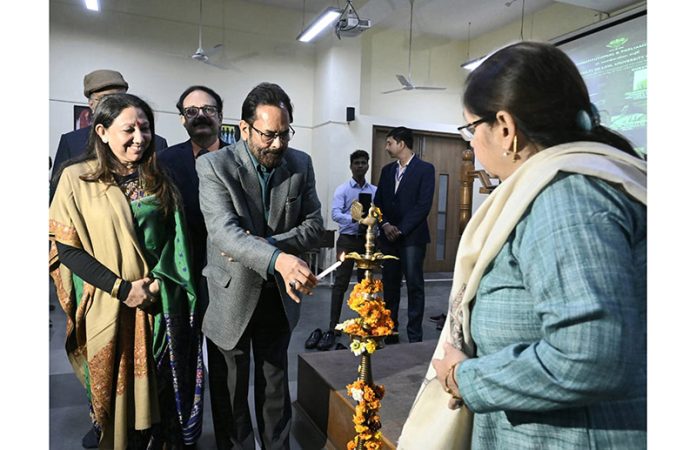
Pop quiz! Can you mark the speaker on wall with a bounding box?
[346,106,355,122]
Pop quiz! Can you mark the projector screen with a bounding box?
[557,11,647,156]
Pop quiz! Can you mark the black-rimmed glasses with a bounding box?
[183,105,219,119]
[250,124,295,144]
[458,117,493,141]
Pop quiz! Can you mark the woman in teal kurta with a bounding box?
[50,93,204,449]
[402,42,646,450]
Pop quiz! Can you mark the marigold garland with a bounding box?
[338,277,393,450]
[335,278,394,344]
[346,380,385,449]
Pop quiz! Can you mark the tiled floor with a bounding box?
[49,272,453,449]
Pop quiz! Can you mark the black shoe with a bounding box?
[429,313,446,322]
[304,328,322,349]
[384,335,399,345]
[335,342,347,350]
[82,428,98,448]
[317,330,336,351]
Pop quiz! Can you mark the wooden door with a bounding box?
[371,126,468,272]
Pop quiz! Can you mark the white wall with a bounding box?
[49,0,317,159]
[50,0,643,254]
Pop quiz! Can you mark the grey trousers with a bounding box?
[215,285,292,450]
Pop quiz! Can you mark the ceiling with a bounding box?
[246,0,641,41]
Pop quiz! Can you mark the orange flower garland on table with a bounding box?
[346,380,386,450]
[336,277,394,449]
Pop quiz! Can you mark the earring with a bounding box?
[102,138,108,144]
[511,135,520,161]
[502,135,517,158]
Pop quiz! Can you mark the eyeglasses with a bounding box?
[182,105,219,119]
[457,116,493,141]
[249,124,295,144]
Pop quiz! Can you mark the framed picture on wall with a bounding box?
[221,123,240,145]
[74,105,92,130]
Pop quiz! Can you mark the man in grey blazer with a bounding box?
[196,82,323,449]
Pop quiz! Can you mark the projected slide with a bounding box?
[559,14,647,156]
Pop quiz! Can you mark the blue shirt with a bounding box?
[331,178,377,235]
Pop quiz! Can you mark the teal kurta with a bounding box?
[458,173,646,449]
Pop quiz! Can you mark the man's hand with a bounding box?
[274,253,317,303]
[382,223,402,242]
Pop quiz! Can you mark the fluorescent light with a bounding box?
[461,58,484,71]
[297,7,341,42]
[85,0,99,11]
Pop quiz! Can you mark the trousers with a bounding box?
[381,244,427,342]
[330,234,368,330]
[215,285,292,449]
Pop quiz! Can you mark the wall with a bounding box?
[49,0,644,265]
[49,0,317,161]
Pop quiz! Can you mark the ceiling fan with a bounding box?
[382,0,447,94]
[382,0,446,94]
[190,0,226,69]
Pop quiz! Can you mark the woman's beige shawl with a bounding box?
[398,142,647,449]
[49,161,160,450]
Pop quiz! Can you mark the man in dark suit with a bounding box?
[50,69,168,203]
[374,126,435,344]
[157,85,233,449]
[196,82,323,449]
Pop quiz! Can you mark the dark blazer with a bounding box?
[196,141,324,350]
[50,126,168,202]
[374,155,435,248]
[157,139,229,278]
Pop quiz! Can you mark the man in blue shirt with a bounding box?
[306,150,377,351]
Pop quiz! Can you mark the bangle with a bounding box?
[110,278,123,298]
[444,362,462,400]
[450,362,460,390]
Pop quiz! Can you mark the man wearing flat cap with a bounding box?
[49,69,168,202]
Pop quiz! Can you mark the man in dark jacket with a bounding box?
[157,85,234,449]
[374,126,435,343]
[50,69,168,203]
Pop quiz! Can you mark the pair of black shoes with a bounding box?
[384,334,399,345]
[305,328,339,351]
[429,313,447,330]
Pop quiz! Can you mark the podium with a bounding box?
[295,340,437,449]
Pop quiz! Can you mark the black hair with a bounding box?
[176,85,224,115]
[350,149,369,163]
[386,126,414,149]
[241,82,294,124]
[71,93,178,215]
[463,41,635,155]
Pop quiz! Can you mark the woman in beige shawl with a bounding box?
[399,42,646,449]
[50,93,204,449]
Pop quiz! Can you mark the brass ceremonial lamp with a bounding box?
[344,201,398,280]
[340,202,397,450]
